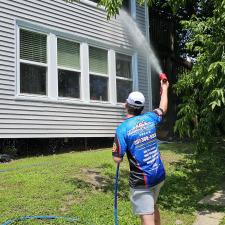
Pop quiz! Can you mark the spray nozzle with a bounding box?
[159,73,168,83]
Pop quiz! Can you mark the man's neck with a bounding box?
[126,114,134,118]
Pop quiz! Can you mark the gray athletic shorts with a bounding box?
[130,181,164,215]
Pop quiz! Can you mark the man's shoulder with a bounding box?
[141,111,155,118]
[117,120,128,131]
[116,118,135,135]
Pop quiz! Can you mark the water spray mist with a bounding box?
[119,10,163,75]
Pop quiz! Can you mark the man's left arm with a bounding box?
[112,131,127,164]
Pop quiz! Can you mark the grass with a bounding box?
[0,143,225,225]
[221,217,225,225]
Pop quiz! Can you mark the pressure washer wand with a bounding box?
[159,73,168,95]
[114,163,120,225]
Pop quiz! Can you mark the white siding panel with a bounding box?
[0,65,15,71]
[0,72,15,78]
[0,124,117,130]
[0,90,15,96]
[0,42,15,50]
[0,28,15,36]
[0,36,15,44]
[0,84,14,90]
[0,133,115,138]
[0,21,15,29]
[0,46,15,56]
[2,11,130,48]
[11,0,122,31]
[0,60,15,67]
[0,129,115,134]
[0,55,15,63]
[0,50,15,57]
[1,0,131,48]
[0,108,123,118]
[0,116,122,124]
[0,104,124,116]
[0,0,148,138]
[0,113,123,123]
[0,96,14,101]
[0,98,123,112]
[0,79,15,86]
[0,75,15,82]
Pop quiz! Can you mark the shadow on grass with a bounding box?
[67,163,130,200]
[159,142,195,155]
[159,146,225,213]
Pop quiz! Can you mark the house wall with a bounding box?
[0,0,150,138]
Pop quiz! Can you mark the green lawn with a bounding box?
[0,143,225,225]
[221,218,225,225]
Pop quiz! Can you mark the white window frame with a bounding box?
[115,52,134,104]
[17,27,49,98]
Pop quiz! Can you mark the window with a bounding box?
[20,29,47,95]
[18,24,136,106]
[89,46,108,101]
[116,53,132,103]
[57,38,80,98]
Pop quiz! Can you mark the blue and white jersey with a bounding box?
[112,110,165,188]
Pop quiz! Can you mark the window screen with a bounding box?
[20,29,47,95]
[58,69,80,98]
[90,75,108,101]
[20,63,46,95]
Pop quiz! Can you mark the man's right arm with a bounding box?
[159,80,169,115]
[112,138,123,164]
[113,156,123,164]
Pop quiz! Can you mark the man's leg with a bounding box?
[140,214,155,225]
[154,205,161,225]
[140,205,160,225]
[152,181,164,225]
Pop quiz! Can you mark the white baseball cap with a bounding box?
[127,91,145,107]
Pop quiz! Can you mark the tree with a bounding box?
[174,0,225,151]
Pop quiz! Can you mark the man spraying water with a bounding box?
[112,76,169,225]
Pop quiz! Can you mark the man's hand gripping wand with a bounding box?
[159,73,168,95]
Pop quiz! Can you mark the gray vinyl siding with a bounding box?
[136,3,150,111]
[0,0,149,138]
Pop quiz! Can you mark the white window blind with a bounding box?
[89,46,108,74]
[57,38,80,69]
[20,29,47,63]
[57,38,80,99]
